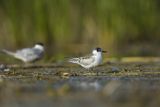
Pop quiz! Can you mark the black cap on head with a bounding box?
[36,42,44,46]
[95,47,102,52]
[95,47,107,53]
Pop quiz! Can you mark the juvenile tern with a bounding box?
[68,47,106,69]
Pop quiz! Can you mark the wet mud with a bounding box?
[0,62,160,107]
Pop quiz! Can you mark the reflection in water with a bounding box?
[1,76,160,107]
[72,81,101,91]
[51,77,160,93]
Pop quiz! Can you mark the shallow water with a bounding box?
[0,62,160,107]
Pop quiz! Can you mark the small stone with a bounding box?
[111,66,121,73]
[62,72,70,76]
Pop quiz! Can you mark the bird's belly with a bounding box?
[81,61,100,69]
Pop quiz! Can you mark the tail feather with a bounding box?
[1,49,16,57]
[68,58,80,64]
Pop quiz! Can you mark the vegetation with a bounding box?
[0,0,159,61]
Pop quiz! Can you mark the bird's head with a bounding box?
[92,47,107,55]
[34,43,44,50]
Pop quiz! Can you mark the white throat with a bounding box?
[94,52,102,59]
[92,50,102,64]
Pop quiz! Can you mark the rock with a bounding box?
[111,66,121,73]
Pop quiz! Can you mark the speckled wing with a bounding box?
[79,55,95,66]
[69,54,95,65]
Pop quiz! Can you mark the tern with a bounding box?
[68,47,106,69]
[1,43,44,63]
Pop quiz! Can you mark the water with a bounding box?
[0,62,160,107]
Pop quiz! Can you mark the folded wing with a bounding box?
[69,55,95,66]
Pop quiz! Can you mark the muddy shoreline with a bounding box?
[0,62,160,107]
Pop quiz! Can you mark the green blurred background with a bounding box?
[0,0,159,62]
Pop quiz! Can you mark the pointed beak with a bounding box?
[102,50,107,53]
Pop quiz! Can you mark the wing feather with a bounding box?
[79,56,95,65]
[69,54,95,66]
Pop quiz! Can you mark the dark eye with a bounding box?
[96,47,101,52]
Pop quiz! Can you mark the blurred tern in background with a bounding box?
[1,43,44,63]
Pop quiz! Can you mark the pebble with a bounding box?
[111,66,121,73]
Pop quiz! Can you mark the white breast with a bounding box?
[93,52,102,66]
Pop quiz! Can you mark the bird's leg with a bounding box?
[94,67,99,76]
[91,67,98,76]
[96,70,99,76]
[90,67,95,75]
[24,62,31,68]
[87,68,91,72]
[87,68,92,75]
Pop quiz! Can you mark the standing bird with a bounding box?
[68,47,107,69]
[1,43,44,63]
